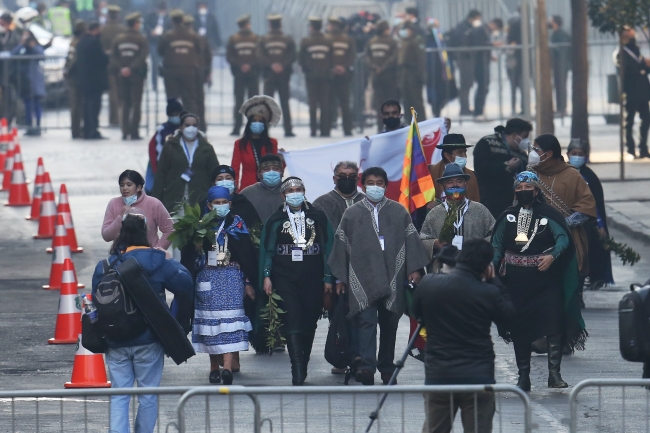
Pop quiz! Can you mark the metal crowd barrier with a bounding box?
[0,384,531,433]
[569,378,650,433]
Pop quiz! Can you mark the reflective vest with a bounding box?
[48,7,72,36]
[76,0,94,12]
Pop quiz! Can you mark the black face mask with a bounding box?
[515,190,536,206]
[383,117,401,129]
[336,177,358,195]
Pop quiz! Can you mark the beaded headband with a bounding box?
[280,177,305,193]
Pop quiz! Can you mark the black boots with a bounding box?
[301,332,315,381]
[287,334,305,386]
[514,342,531,392]
[547,334,569,388]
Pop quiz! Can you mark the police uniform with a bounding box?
[364,20,398,130]
[158,9,203,117]
[64,20,85,139]
[620,39,650,158]
[111,12,149,140]
[326,17,356,136]
[398,22,427,124]
[185,14,212,132]
[226,14,260,135]
[299,17,332,137]
[258,15,296,136]
[100,5,126,126]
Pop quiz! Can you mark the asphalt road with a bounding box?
[1,126,650,432]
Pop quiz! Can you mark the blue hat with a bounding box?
[435,163,471,184]
[513,171,540,189]
[206,186,231,202]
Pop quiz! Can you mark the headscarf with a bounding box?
[205,186,247,242]
[211,165,237,182]
[513,171,541,189]
[206,186,231,203]
[280,176,305,194]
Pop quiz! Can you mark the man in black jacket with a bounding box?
[76,22,109,139]
[413,239,514,433]
[194,1,220,50]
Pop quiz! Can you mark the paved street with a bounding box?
[1,119,650,432]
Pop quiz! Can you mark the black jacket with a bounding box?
[76,34,109,93]
[620,40,650,103]
[413,264,515,384]
[194,12,221,49]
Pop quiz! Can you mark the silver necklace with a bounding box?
[515,208,533,245]
[286,206,307,248]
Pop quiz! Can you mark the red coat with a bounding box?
[231,138,278,190]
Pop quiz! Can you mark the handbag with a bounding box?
[81,314,106,353]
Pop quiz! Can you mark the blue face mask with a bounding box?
[453,157,467,170]
[262,171,282,187]
[123,194,138,206]
[365,185,386,202]
[285,192,305,208]
[569,155,586,168]
[213,203,230,218]
[168,116,180,125]
[398,29,410,39]
[216,179,235,194]
[250,121,265,135]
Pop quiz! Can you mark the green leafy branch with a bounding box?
[604,237,641,266]
[167,200,220,250]
[439,201,459,244]
[259,292,285,355]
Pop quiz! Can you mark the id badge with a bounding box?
[207,251,217,266]
[452,235,463,250]
[379,236,385,251]
[181,168,194,182]
[291,247,304,262]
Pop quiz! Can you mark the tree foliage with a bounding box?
[587,0,650,34]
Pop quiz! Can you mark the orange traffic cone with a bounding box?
[1,139,14,191]
[26,157,45,220]
[64,297,111,388]
[43,214,84,290]
[0,118,9,176]
[34,172,57,239]
[48,259,82,344]
[5,145,31,206]
[47,184,83,253]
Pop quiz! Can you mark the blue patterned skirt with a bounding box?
[192,264,252,354]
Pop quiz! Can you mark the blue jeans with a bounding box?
[106,342,164,433]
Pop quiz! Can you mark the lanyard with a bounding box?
[442,199,469,236]
[181,139,196,166]
[214,219,227,245]
[286,206,305,242]
[624,46,643,64]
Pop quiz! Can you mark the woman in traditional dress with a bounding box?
[186,186,259,385]
[492,171,587,391]
[259,177,334,385]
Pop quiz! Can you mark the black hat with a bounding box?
[435,163,471,184]
[166,98,183,116]
[436,133,474,150]
[435,245,458,267]
[211,165,236,181]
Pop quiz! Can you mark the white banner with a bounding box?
[280,118,447,202]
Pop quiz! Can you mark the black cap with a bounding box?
[211,165,237,182]
[166,98,183,116]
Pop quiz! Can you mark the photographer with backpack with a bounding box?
[91,213,193,433]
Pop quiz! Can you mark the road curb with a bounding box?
[606,204,650,245]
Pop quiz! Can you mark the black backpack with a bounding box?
[619,280,650,362]
[94,258,148,341]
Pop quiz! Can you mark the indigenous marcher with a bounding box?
[146,98,183,193]
[240,154,285,223]
[566,139,614,289]
[259,177,334,385]
[474,118,532,218]
[231,96,281,190]
[102,170,174,250]
[414,239,514,433]
[420,163,494,261]
[492,171,587,391]
[328,167,429,385]
[428,133,480,204]
[184,186,258,385]
[151,112,219,212]
[207,165,262,231]
[92,214,193,433]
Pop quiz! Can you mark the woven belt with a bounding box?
[276,243,321,256]
[504,251,544,267]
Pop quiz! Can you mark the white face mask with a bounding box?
[517,138,531,153]
[453,156,467,170]
[183,126,198,141]
[472,19,482,28]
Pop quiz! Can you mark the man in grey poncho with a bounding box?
[328,167,430,385]
[240,154,285,223]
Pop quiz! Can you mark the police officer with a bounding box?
[100,5,126,127]
[397,20,426,124]
[226,14,259,136]
[184,14,212,132]
[48,0,72,37]
[64,20,86,139]
[158,9,203,117]
[364,20,398,131]
[111,12,149,140]
[326,17,356,136]
[259,14,296,137]
[299,17,332,137]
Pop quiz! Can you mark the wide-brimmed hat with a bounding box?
[436,133,474,150]
[239,95,282,127]
[436,162,471,183]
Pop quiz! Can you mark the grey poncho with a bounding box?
[328,198,430,318]
[240,182,285,223]
[313,189,365,231]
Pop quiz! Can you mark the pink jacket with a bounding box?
[101,191,174,249]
